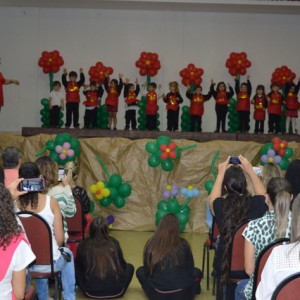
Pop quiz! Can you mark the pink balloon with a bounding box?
[59,153,67,160]
[63,142,71,149]
[67,149,74,157]
[55,145,63,153]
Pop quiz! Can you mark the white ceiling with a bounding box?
[0,0,300,14]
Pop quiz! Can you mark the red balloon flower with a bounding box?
[38,50,64,74]
[225,52,251,76]
[271,66,296,88]
[160,142,177,160]
[179,64,204,87]
[135,52,161,77]
[272,137,288,157]
[89,62,114,84]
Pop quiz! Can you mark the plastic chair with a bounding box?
[17,211,62,300]
[202,217,219,293]
[251,238,290,300]
[271,272,300,300]
[66,196,85,243]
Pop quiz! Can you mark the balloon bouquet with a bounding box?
[135,52,161,130]
[38,50,64,128]
[179,63,204,131]
[88,61,114,129]
[204,151,220,195]
[225,52,252,133]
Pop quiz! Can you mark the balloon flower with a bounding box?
[156,185,200,232]
[271,65,296,88]
[146,136,197,172]
[36,133,80,165]
[135,52,161,77]
[225,52,251,76]
[204,151,220,195]
[38,50,64,74]
[179,63,204,87]
[162,184,180,199]
[89,157,132,208]
[89,62,113,84]
[259,137,294,170]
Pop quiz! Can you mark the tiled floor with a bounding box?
[75,230,215,300]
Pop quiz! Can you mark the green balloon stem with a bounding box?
[49,72,54,92]
[36,146,47,157]
[180,197,191,211]
[177,144,197,151]
[211,151,220,179]
[146,75,151,88]
[96,156,111,180]
[190,84,195,93]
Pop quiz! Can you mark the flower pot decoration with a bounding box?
[204,151,220,195]
[89,157,132,208]
[225,52,251,76]
[36,133,80,165]
[259,137,294,170]
[146,136,197,172]
[156,184,200,231]
[271,65,296,88]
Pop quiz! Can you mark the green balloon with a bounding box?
[114,196,126,208]
[59,120,63,127]
[161,159,174,172]
[179,222,186,232]
[167,198,180,213]
[205,180,215,194]
[100,197,112,207]
[260,143,273,155]
[146,141,159,154]
[284,147,294,159]
[180,206,190,215]
[182,105,189,113]
[155,210,167,225]
[148,155,160,168]
[279,157,290,171]
[181,114,190,122]
[46,140,56,151]
[41,116,48,123]
[55,134,67,145]
[41,98,49,106]
[49,151,59,162]
[118,183,132,198]
[156,136,171,147]
[89,200,95,212]
[157,200,168,211]
[59,112,64,118]
[177,211,189,225]
[108,187,118,200]
[109,174,122,188]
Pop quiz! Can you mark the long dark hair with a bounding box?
[220,166,251,286]
[18,162,40,210]
[143,213,188,275]
[0,184,22,250]
[78,217,124,280]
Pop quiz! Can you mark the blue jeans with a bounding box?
[235,279,248,300]
[30,247,76,300]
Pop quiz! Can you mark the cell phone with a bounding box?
[253,166,263,175]
[229,156,241,164]
[19,178,45,192]
[58,168,65,182]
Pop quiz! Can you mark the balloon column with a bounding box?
[146,136,197,172]
[204,151,220,195]
[271,66,296,88]
[36,133,80,165]
[225,52,251,76]
[89,157,132,208]
[38,50,65,128]
[135,52,161,130]
[181,105,191,131]
[259,137,294,170]
[227,98,239,133]
[156,184,200,231]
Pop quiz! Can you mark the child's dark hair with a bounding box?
[256,85,265,94]
[149,82,157,89]
[217,81,226,92]
[194,85,202,91]
[127,83,134,89]
[52,81,61,88]
[90,81,97,87]
[271,83,279,89]
[110,79,118,86]
[69,71,78,78]
[241,82,248,88]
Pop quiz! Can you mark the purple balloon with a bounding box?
[274,155,282,164]
[261,154,268,163]
[267,149,275,157]
[163,190,170,199]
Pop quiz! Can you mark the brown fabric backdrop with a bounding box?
[1,134,299,233]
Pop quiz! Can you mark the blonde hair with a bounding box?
[35,156,58,192]
[291,195,300,243]
[262,163,281,187]
[65,161,78,178]
[169,81,179,93]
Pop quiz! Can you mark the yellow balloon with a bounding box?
[96,181,105,189]
[166,185,172,191]
[103,188,110,197]
[108,224,113,229]
[96,193,103,200]
[90,184,97,193]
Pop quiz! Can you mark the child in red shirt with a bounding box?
[267,83,283,134]
[251,85,267,134]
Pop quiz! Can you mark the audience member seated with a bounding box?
[0,183,36,300]
[136,213,202,299]
[75,216,134,298]
[36,156,76,242]
[2,146,22,187]
[235,177,292,300]
[261,162,281,188]
[209,155,267,300]
[285,159,300,198]
[16,162,76,300]
[256,194,300,300]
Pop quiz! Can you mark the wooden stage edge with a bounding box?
[21,127,300,143]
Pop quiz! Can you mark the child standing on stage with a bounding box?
[267,83,283,134]
[186,85,211,132]
[163,81,183,132]
[144,82,162,131]
[210,80,234,133]
[83,82,104,129]
[251,85,267,134]
[104,73,123,130]
[235,75,252,133]
[124,78,140,130]
[62,68,85,129]
[284,79,300,134]
[49,81,64,128]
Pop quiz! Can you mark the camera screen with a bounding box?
[20,179,45,192]
[229,156,241,164]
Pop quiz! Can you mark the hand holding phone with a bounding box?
[19,178,45,192]
[229,156,241,165]
[58,168,65,182]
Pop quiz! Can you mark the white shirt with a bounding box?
[0,240,36,300]
[256,242,300,300]
[49,90,64,106]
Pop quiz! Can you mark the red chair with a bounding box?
[251,238,289,300]
[202,217,219,293]
[24,285,36,300]
[17,211,62,300]
[271,272,300,300]
[148,288,193,300]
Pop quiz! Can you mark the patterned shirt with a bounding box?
[242,210,291,300]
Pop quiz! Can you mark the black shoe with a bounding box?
[124,127,129,130]
[222,130,227,133]
[214,130,220,133]
[113,127,117,130]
